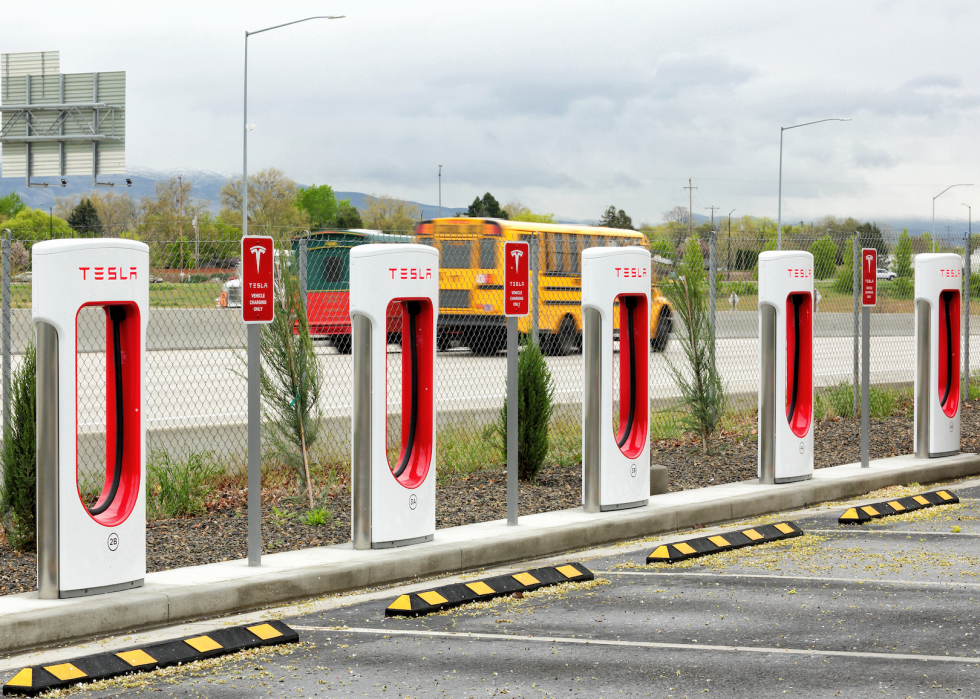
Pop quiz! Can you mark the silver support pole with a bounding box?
[582,307,601,513]
[759,303,776,484]
[861,306,870,468]
[915,300,930,458]
[351,314,372,549]
[507,316,518,526]
[709,230,717,336]
[36,321,59,599]
[965,233,971,401]
[2,232,10,430]
[298,236,308,318]
[531,238,540,346]
[247,323,261,566]
[852,238,860,416]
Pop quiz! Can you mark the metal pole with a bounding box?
[531,237,539,345]
[351,314,372,549]
[759,303,776,484]
[852,238,860,416]
[1,230,10,431]
[582,308,601,512]
[709,229,717,336]
[247,323,261,565]
[507,316,518,526]
[777,128,784,252]
[36,321,59,599]
[243,31,249,239]
[438,165,442,218]
[727,209,735,281]
[861,306,870,468]
[915,300,930,458]
[932,184,975,254]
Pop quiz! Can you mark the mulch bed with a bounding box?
[2,403,975,596]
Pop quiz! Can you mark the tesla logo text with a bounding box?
[79,267,138,280]
[249,245,267,270]
[787,268,813,278]
[389,268,433,279]
[940,269,961,278]
[614,267,648,278]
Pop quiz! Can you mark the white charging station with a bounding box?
[349,244,438,548]
[758,250,814,484]
[581,246,650,512]
[33,239,148,599]
[914,253,961,458]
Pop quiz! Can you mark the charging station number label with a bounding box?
[242,236,275,324]
[504,241,530,317]
[862,248,877,307]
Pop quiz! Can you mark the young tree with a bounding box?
[0,341,36,551]
[662,237,725,452]
[503,202,555,223]
[260,251,325,508]
[296,184,338,229]
[496,339,555,482]
[362,194,420,232]
[599,206,634,230]
[334,199,363,229]
[67,198,101,236]
[856,221,888,260]
[832,237,856,293]
[0,193,26,221]
[467,192,509,219]
[894,229,913,278]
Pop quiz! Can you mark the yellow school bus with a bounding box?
[415,217,672,355]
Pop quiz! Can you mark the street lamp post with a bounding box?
[778,118,850,250]
[242,14,344,568]
[931,184,973,253]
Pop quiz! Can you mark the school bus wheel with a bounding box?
[651,307,672,352]
[545,316,580,357]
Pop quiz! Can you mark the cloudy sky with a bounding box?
[3,0,980,226]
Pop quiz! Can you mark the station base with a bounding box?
[61,579,144,600]
[774,474,812,484]
[600,499,648,512]
[372,534,433,550]
[929,450,959,459]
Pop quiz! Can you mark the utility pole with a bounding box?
[706,205,719,231]
[178,174,184,278]
[684,179,697,238]
[438,165,442,218]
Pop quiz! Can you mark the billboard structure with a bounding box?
[0,51,126,187]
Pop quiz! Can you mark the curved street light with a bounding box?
[778,118,851,250]
[931,184,973,252]
[243,15,345,237]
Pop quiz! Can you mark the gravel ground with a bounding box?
[2,402,975,596]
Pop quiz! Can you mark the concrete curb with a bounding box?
[1,452,977,655]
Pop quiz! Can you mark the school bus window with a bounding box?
[569,235,581,274]
[479,238,497,269]
[320,253,347,284]
[442,240,473,269]
[554,234,567,273]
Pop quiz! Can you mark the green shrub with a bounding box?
[809,236,837,279]
[0,341,36,551]
[885,277,913,300]
[146,450,221,519]
[497,339,556,482]
[720,280,758,296]
[971,274,980,298]
[815,381,904,420]
[832,244,855,294]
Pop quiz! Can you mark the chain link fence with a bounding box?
[0,226,975,518]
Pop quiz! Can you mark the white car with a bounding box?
[876,268,897,281]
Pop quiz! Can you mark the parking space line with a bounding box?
[293,626,980,665]
[808,528,980,537]
[597,570,980,588]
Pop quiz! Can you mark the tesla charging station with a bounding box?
[350,244,438,548]
[33,239,148,598]
[758,251,814,484]
[914,253,961,458]
[582,246,650,511]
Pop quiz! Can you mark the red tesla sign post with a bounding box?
[860,248,877,469]
[504,240,530,527]
[241,236,275,323]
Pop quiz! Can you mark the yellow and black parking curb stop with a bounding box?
[2,621,298,697]
[838,489,959,525]
[385,562,594,618]
[646,521,804,565]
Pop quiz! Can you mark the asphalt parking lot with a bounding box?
[7,479,980,698]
